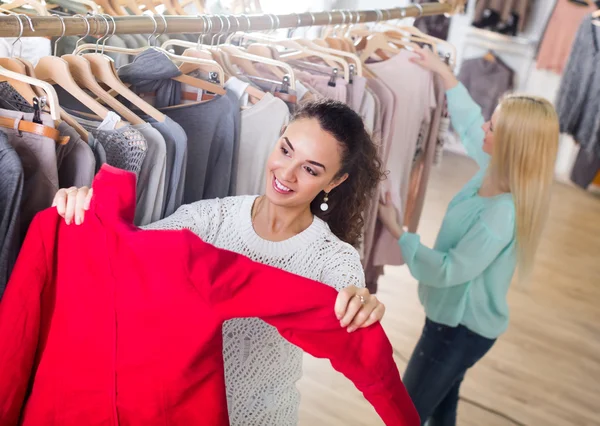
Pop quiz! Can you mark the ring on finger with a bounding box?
[357,294,366,305]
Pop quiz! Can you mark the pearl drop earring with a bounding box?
[320,192,329,212]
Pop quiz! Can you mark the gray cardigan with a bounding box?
[556,14,600,160]
[0,132,23,299]
[458,55,514,121]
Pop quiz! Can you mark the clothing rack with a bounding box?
[0,1,466,38]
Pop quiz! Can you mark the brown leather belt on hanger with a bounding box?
[0,116,70,145]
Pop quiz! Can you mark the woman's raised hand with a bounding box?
[51,186,93,225]
[409,45,459,90]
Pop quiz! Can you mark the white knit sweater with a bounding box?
[145,195,365,425]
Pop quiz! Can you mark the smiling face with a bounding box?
[264,117,348,209]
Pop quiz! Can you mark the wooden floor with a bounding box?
[297,152,600,426]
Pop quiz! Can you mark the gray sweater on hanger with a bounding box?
[118,49,239,203]
[0,132,23,300]
[556,14,600,160]
[458,56,514,121]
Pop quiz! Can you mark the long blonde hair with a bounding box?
[491,94,559,281]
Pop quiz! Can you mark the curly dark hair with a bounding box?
[291,99,386,247]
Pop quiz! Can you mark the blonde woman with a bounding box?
[378,46,559,426]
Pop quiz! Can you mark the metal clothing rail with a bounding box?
[0,1,466,38]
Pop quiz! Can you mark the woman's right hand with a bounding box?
[51,186,94,225]
[409,45,459,90]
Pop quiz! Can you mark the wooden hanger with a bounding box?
[63,55,145,124]
[162,36,265,103]
[381,20,457,65]
[483,50,497,62]
[160,38,226,83]
[245,44,287,80]
[336,13,359,53]
[0,67,60,121]
[325,36,344,50]
[79,14,226,95]
[162,35,238,76]
[217,44,297,90]
[159,0,180,16]
[177,0,204,14]
[82,52,166,122]
[71,0,99,14]
[61,17,143,127]
[137,0,159,14]
[1,11,88,139]
[160,34,296,90]
[76,42,228,95]
[204,15,300,87]
[35,15,127,126]
[0,0,49,16]
[76,49,226,98]
[178,49,226,82]
[170,0,187,15]
[71,17,168,120]
[0,41,68,145]
[291,38,359,78]
[45,0,100,14]
[12,52,89,141]
[93,0,118,15]
[0,64,60,120]
[242,30,360,79]
[35,55,127,125]
[108,0,140,15]
[0,57,40,105]
[592,8,600,26]
[359,32,403,62]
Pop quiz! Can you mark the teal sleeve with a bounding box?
[446,83,490,169]
[399,202,515,288]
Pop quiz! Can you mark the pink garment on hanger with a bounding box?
[537,0,595,74]
[361,78,396,276]
[404,75,446,234]
[368,50,436,268]
[347,75,367,113]
[293,69,348,103]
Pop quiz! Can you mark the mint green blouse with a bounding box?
[399,83,517,339]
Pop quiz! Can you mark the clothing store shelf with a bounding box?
[467,27,537,46]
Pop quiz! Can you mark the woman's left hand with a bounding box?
[378,193,404,240]
[335,286,385,333]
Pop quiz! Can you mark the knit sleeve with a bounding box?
[319,244,365,291]
[143,197,222,242]
[399,201,515,288]
[445,82,489,169]
[182,232,419,426]
[0,215,48,425]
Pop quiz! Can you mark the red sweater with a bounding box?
[0,165,419,426]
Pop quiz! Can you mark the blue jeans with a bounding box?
[403,319,496,426]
